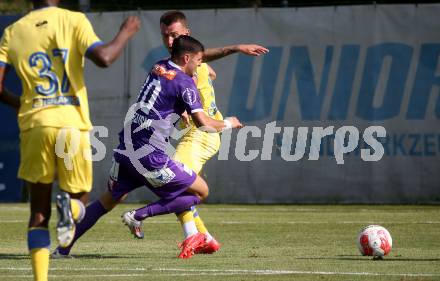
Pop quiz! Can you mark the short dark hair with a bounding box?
[171,35,204,59]
[160,11,188,27]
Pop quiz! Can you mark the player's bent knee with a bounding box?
[200,187,209,201]
[29,212,50,228]
[187,176,209,201]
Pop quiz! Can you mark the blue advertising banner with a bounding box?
[2,5,440,203]
[0,15,22,202]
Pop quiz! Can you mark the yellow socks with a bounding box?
[177,209,194,225]
[177,207,212,240]
[192,207,208,234]
[177,210,198,238]
[26,199,84,281]
[30,248,49,281]
[28,228,50,281]
[70,198,85,222]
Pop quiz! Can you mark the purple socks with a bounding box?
[57,200,108,255]
[57,193,201,255]
[134,193,200,221]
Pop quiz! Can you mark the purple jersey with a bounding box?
[117,59,202,157]
[110,59,201,200]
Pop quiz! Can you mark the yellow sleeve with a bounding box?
[74,13,102,56]
[0,27,11,66]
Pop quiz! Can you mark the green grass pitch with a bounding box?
[0,204,439,280]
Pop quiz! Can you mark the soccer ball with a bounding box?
[357,225,392,258]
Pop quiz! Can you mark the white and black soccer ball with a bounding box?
[357,225,392,258]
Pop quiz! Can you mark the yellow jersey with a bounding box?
[173,63,223,173]
[0,7,102,131]
[194,63,223,121]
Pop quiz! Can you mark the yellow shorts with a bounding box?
[173,128,221,174]
[18,127,93,194]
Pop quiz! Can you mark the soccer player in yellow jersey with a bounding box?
[159,11,268,253]
[0,0,140,280]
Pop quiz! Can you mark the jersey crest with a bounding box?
[153,64,177,80]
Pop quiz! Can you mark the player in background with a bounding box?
[157,11,268,254]
[0,0,140,280]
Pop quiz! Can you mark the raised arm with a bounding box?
[191,111,243,132]
[0,65,19,110]
[203,44,269,62]
[86,16,141,68]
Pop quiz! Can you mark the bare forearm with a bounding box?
[203,45,238,62]
[90,32,132,67]
[193,115,226,132]
[87,16,140,68]
[102,32,132,63]
[203,44,269,62]
[191,112,242,132]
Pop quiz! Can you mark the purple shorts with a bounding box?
[107,151,197,200]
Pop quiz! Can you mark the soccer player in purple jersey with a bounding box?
[52,35,243,259]
[52,11,264,259]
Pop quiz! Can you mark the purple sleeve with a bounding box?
[179,80,203,114]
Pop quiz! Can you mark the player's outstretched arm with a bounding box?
[87,16,141,67]
[203,44,269,62]
[0,66,19,110]
[191,111,243,132]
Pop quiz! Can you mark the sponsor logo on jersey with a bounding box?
[182,88,197,105]
[144,167,176,188]
[32,96,80,108]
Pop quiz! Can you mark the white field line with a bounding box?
[1,267,440,277]
[207,208,321,212]
[2,206,438,213]
[0,206,305,212]
[219,221,440,225]
[0,206,29,211]
[0,275,259,278]
[1,219,440,225]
